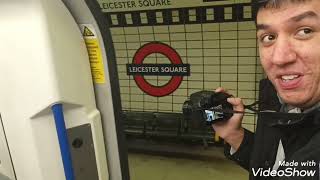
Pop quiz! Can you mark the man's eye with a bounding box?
[260,34,276,45]
[296,28,313,39]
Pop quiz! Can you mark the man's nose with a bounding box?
[271,38,297,66]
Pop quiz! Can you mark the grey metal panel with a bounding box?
[67,124,99,180]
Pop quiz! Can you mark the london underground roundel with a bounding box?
[127,42,190,97]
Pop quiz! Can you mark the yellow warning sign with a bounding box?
[85,38,106,84]
[83,26,95,37]
[80,24,106,84]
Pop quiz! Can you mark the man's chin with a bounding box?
[277,92,308,107]
[280,97,314,109]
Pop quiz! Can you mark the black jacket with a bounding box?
[225,79,320,180]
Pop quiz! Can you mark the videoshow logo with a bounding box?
[252,160,318,178]
[252,168,316,177]
[127,42,190,97]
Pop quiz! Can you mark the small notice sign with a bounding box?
[79,24,106,84]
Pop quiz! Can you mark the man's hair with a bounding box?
[252,0,309,21]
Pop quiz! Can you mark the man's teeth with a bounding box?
[281,75,299,81]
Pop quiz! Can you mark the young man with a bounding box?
[213,0,320,179]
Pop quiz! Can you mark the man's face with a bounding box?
[257,0,320,108]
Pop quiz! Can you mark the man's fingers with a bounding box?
[227,97,244,111]
[227,97,242,105]
[215,87,229,94]
[214,87,224,93]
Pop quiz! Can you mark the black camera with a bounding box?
[182,91,233,125]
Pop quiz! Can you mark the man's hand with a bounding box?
[212,87,245,151]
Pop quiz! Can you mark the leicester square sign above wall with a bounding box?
[126,42,190,97]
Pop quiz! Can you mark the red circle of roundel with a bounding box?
[133,42,183,97]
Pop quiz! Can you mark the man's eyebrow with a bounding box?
[256,24,270,31]
[256,11,318,31]
[290,11,318,22]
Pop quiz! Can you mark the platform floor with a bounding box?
[128,147,248,180]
